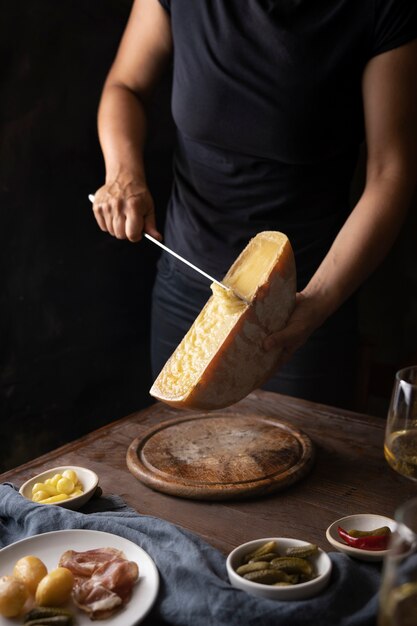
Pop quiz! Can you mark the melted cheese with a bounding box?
[224,236,282,301]
[157,286,246,397]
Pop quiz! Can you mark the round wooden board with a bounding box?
[126,412,314,500]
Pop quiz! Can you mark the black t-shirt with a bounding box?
[157,0,417,287]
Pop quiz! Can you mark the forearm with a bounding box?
[98,82,149,186]
[303,40,417,329]
[302,171,416,325]
[91,0,172,241]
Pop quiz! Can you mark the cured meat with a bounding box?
[59,547,123,579]
[59,548,139,620]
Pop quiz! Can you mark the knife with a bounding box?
[88,194,234,295]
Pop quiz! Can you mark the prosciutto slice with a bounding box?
[59,547,123,579]
[59,548,139,620]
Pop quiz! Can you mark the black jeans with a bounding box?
[151,253,359,410]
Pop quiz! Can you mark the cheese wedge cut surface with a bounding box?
[150,231,296,409]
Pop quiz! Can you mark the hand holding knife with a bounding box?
[88,194,235,296]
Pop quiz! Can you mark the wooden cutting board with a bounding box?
[126,411,314,500]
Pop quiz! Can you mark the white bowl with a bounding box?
[226,537,332,601]
[19,465,99,511]
[326,513,395,562]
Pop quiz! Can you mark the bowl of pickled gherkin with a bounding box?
[19,466,99,510]
[226,538,332,600]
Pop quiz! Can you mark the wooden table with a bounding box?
[1,390,416,555]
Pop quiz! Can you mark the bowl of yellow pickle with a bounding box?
[226,537,332,601]
[19,466,99,510]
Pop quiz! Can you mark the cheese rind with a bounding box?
[150,231,296,409]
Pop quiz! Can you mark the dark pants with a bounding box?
[151,253,359,410]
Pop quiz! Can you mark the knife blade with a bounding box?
[88,194,236,296]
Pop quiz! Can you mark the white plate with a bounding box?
[326,514,396,562]
[0,529,159,625]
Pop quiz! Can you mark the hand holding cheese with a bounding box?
[150,231,296,409]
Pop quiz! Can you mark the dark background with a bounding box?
[1,0,174,471]
[1,1,416,472]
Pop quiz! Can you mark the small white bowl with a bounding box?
[326,514,395,562]
[226,537,332,601]
[19,465,99,511]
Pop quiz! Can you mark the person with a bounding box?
[92,0,417,409]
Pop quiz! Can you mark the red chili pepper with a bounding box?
[337,526,390,551]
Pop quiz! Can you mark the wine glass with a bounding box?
[378,497,417,626]
[384,366,417,481]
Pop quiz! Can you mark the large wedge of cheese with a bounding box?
[150,231,296,409]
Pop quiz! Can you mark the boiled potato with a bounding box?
[32,482,58,497]
[35,567,74,606]
[13,555,48,595]
[0,575,28,617]
[37,494,70,505]
[49,473,63,487]
[62,469,78,483]
[32,490,51,502]
[69,489,83,498]
[56,477,75,495]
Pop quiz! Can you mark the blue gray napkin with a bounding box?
[0,483,380,626]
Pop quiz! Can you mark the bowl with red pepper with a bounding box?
[326,514,395,561]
